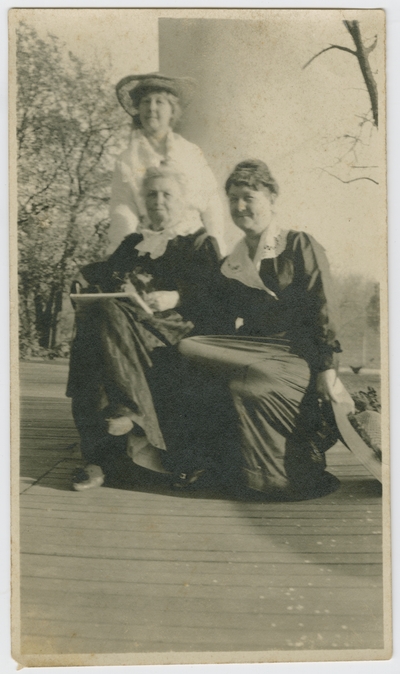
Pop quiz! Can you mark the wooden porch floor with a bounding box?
[18,362,384,656]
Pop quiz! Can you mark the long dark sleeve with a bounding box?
[294,232,341,371]
[78,234,143,292]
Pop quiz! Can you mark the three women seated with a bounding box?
[68,156,346,500]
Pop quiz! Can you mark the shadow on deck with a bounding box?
[18,362,384,658]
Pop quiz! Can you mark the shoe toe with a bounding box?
[72,465,105,491]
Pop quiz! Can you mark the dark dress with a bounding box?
[179,230,342,497]
[66,229,223,471]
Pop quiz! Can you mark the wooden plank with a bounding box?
[20,555,382,583]
[20,504,383,522]
[21,518,381,534]
[20,513,382,535]
[21,566,382,599]
[21,589,383,620]
[22,599,382,640]
[19,540,382,565]
[20,618,384,650]
[19,525,383,553]
[20,509,382,524]
[20,544,382,567]
[20,488,382,506]
[20,503,383,522]
[18,362,384,656]
[20,630,384,655]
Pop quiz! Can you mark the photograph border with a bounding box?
[5,2,400,672]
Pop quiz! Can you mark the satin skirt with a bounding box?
[66,297,194,465]
[179,336,338,494]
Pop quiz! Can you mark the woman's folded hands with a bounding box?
[144,290,180,312]
[121,279,180,313]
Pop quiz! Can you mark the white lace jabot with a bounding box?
[135,220,203,260]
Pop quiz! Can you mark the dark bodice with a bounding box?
[81,229,224,335]
[219,231,341,371]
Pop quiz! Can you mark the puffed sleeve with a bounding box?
[108,159,141,253]
[294,232,342,371]
[77,234,142,293]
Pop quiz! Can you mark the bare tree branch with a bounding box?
[303,44,356,69]
[21,164,63,208]
[343,20,378,126]
[320,168,379,185]
[304,20,379,127]
[365,34,378,55]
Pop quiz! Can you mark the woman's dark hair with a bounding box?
[225,159,279,197]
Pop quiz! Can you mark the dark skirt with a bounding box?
[178,335,339,496]
[66,297,194,466]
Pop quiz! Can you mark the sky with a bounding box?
[11,8,386,281]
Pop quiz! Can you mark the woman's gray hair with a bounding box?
[142,165,187,198]
[132,91,182,130]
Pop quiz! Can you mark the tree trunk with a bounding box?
[34,285,60,349]
[49,289,63,349]
[344,20,379,127]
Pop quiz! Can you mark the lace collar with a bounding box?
[135,220,202,259]
[221,226,288,299]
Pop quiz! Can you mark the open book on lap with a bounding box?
[70,292,153,314]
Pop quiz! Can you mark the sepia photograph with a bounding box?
[9,7,389,667]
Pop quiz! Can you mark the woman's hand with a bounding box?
[144,290,180,312]
[316,369,340,404]
[122,279,138,294]
[316,369,355,413]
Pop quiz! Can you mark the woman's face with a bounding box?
[144,176,184,230]
[228,184,275,238]
[138,91,173,136]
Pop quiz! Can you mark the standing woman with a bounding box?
[179,159,355,499]
[109,73,225,254]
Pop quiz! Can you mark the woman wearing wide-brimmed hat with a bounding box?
[108,72,225,254]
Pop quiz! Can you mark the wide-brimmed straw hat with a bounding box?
[116,72,196,118]
[331,399,382,483]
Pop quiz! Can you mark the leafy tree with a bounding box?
[16,22,129,355]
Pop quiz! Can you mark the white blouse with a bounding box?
[108,129,226,254]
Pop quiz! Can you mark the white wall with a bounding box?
[159,16,386,280]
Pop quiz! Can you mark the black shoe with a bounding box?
[72,464,105,491]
